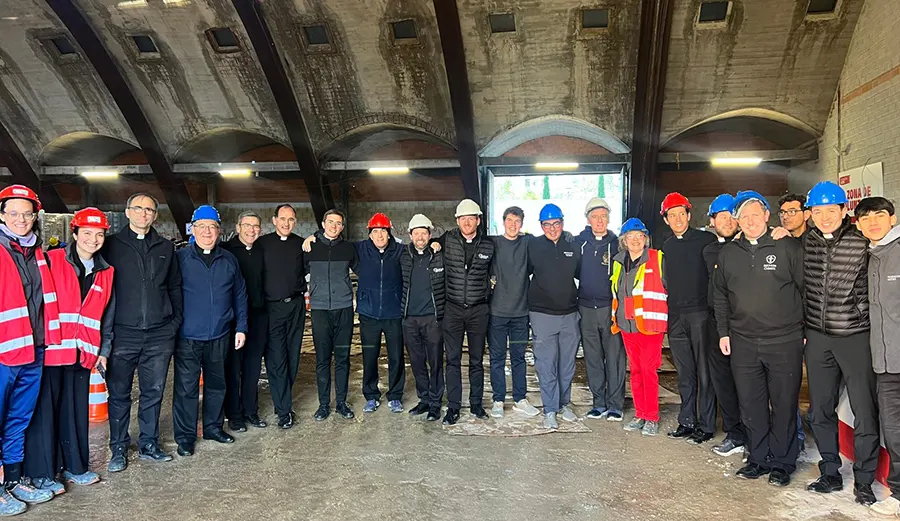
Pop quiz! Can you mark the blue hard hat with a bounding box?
[708,193,736,217]
[806,181,848,207]
[733,190,770,215]
[191,204,220,223]
[538,203,564,222]
[620,217,648,235]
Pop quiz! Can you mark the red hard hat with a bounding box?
[70,207,110,231]
[0,184,42,212]
[660,192,692,216]
[367,212,392,230]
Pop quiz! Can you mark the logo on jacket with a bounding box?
[477,253,489,260]
[764,255,777,271]
[602,252,610,266]
[434,267,444,273]
[563,251,573,257]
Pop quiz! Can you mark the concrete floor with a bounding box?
[27,347,888,521]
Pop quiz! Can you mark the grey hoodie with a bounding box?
[868,224,900,373]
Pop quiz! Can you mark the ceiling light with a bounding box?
[710,157,763,167]
[2,17,19,21]
[117,0,148,7]
[369,167,409,175]
[219,169,252,178]
[534,162,579,170]
[81,171,119,179]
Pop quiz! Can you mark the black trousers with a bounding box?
[311,307,354,406]
[266,298,305,418]
[403,315,444,408]
[806,329,879,483]
[731,335,803,473]
[23,365,91,479]
[668,310,716,432]
[173,335,229,443]
[707,316,745,443]
[443,302,489,410]
[360,316,405,401]
[225,308,268,420]
[107,334,175,450]
[877,373,900,499]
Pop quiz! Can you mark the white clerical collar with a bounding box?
[717,237,726,243]
[280,235,287,241]
[749,239,758,245]
[136,233,145,240]
[823,233,834,239]
[203,249,212,255]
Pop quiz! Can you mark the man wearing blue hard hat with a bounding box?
[802,181,879,506]
[172,205,248,457]
[713,190,805,486]
[701,194,746,457]
[527,204,582,430]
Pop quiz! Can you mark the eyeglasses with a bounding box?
[1,211,36,222]
[324,220,344,227]
[239,223,261,230]
[193,224,220,232]
[778,209,803,217]
[541,221,563,229]
[127,205,157,215]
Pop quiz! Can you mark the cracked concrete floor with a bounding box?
[25,350,888,521]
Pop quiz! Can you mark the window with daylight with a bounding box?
[582,9,610,29]
[489,13,516,33]
[698,2,730,23]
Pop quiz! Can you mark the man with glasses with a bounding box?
[305,210,359,421]
[172,206,247,457]
[257,204,305,429]
[778,194,812,239]
[102,193,183,472]
[222,211,268,431]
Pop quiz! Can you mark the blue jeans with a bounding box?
[0,347,44,483]
[488,315,529,403]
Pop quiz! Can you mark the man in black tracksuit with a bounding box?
[257,204,306,429]
[306,210,359,422]
[438,199,494,425]
[661,195,717,443]
[713,195,804,486]
[102,193,182,470]
[401,214,446,421]
[803,195,878,506]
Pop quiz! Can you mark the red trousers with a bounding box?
[622,332,663,422]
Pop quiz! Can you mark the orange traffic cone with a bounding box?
[89,367,108,423]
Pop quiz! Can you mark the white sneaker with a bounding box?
[560,405,578,423]
[491,401,504,419]
[512,399,540,417]
[543,412,558,430]
[870,496,900,516]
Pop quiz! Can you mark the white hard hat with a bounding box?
[455,199,483,218]
[407,213,434,232]
[584,197,611,217]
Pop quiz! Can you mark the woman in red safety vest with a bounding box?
[610,217,668,438]
[22,207,114,498]
[0,185,63,515]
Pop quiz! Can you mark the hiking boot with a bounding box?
[559,405,578,423]
[605,410,623,422]
[512,399,540,417]
[363,399,380,413]
[870,496,900,516]
[712,438,745,457]
[585,408,606,419]
[7,482,52,505]
[543,412,559,430]
[138,443,172,462]
[641,420,659,436]
[29,478,64,496]
[107,446,128,473]
[491,401,504,419]
[0,488,25,516]
[623,417,645,432]
[409,402,430,416]
[388,400,403,413]
[336,402,355,419]
[61,471,100,486]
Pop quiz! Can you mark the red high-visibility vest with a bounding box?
[46,248,114,369]
[0,244,62,366]
[611,248,668,335]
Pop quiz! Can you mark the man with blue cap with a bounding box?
[802,181,878,506]
[172,205,248,457]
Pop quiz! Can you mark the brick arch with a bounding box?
[39,131,141,166]
[662,108,819,149]
[172,128,290,164]
[327,114,455,146]
[479,115,630,157]
[321,123,457,162]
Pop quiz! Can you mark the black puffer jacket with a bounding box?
[803,218,870,336]
[441,229,493,307]
[400,244,446,320]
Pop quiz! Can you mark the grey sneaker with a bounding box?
[8,482,53,504]
[642,420,660,436]
[560,405,578,423]
[388,400,403,413]
[0,488,25,516]
[543,412,559,430]
[62,470,100,486]
[623,417,645,431]
[712,438,745,457]
[30,477,64,496]
[363,399,379,413]
[491,401,504,419]
[512,399,540,417]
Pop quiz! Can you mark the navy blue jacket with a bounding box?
[176,245,248,341]
[577,226,618,308]
[355,238,403,320]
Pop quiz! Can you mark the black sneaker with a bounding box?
[408,402,430,416]
[426,406,441,421]
[138,443,173,462]
[470,404,489,420]
[854,482,876,506]
[442,408,460,425]
[314,406,330,422]
[279,414,295,429]
[336,402,355,419]
[246,414,267,428]
[686,430,714,445]
[228,419,247,433]
[667,424,695,439]
[807,474,843,493]
[107,446,128,473]
[712,438,745,457]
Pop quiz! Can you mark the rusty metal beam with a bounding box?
[0,121,67,212]
[629,0,675,229]
[231,0,334,221]
[45,0,195,238]
[433,0,480,204]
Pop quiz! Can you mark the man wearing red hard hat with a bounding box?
[23,208,115,497]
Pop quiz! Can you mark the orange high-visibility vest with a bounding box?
[611,248,668,335]
[46,248,114,369]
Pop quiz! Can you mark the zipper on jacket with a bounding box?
[379,257,384,317]
[123,236,150,329]
[328,241,333,310]
[823,238,835,334]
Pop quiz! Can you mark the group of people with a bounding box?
[0,179,898,517]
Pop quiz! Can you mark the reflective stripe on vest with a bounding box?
[611,249,668,335]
